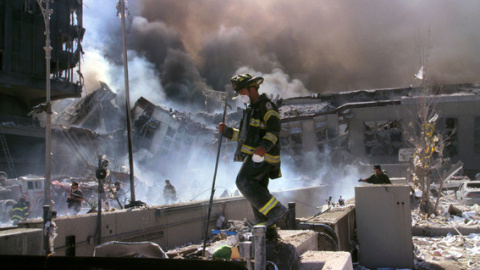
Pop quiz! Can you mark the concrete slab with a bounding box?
[0,228,43,255]
[278,230,318,255]
[299,205,356,251]
[299,251,353,270]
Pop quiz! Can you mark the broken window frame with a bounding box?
[437,117,459,157]
[280,124,303,159]
[363,120,403,157]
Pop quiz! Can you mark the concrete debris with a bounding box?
[408,189,480,270]
[411,192,480,228]
[166,219,299,269]
[413,233,480,270]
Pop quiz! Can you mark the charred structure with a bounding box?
[0,0,84,177]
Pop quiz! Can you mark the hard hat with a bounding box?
[230,74,264,96]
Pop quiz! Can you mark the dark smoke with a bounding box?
[84,1,480,108]
[76,0,480,210]
[137,0,480,92]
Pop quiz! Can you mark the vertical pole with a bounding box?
[253,225,266,270]
[96,155,104,245]
[202,94,228,256]
[37,0,53,211]
[96,177,103,245]
[120,0,136,202]
[43,205,50,255]
[288,202,296,229]
[37,0,53,256]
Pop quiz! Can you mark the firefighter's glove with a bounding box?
[358,179,363,182]
[218,122,227,134]
[252,147,266,163]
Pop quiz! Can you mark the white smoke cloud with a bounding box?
[77,0,441,212]
[234,67,311,99]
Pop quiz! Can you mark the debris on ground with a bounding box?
[165,219,299,269]
[413,233,480,270]
[410,190,480,270]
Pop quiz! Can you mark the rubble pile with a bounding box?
[410,191,480,270]
[413,233,480,270]
[165,219,299,270]
[412,191,480,228]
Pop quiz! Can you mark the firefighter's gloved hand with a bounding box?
[254,146,266,157]
[358,179,363,182]
[218,122,227,133]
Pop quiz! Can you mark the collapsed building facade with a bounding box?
[277,83,480,178]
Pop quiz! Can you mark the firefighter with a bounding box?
[67,182,84,215]
[10,195,30,225]
[358,164,392,184]
[163,180,177,204]
[218,73,288,229]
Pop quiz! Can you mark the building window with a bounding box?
[159,127,177,156]
[315,118,328,154]
[166,126,176,138]
[280,126,303,165]
[364,120,402,157]
[475,118,480,153]
[438,118,458,157]
[282,133,302,156]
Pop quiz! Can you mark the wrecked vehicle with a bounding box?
[0,171,127,223]
[0,173,46,222]
[456,181,480,206]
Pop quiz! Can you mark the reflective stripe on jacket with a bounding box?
[223,94,281,165]
[11,202,29,222]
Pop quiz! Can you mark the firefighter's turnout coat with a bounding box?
[222,93,282,179]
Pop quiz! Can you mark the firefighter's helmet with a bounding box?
[101,159,109,168]
[230,74,264,96]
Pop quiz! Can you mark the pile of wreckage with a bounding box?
[89,219,304,270]
[409,182,480,270]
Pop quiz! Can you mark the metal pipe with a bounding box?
[266,261,279,270]
[253,225,266,270]
[238,242,253,270]
[288,202,296,229]
[96,155,106,245]
[43,205,50,255]
[202,92,228,256]
[37,0,53,211]
[119,0,136,202]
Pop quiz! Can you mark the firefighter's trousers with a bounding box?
[236,155,284,225]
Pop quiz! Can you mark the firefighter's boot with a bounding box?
[264,203,288,228]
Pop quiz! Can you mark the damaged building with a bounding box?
[276,83,480,177]
[40,81,214,176]
[0,0,85,177]
[130,96,213,167]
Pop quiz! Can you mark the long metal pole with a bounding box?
[202,95,228,256]
[96,156,103,245]
[37,0,53,210]
[120,0,136,202]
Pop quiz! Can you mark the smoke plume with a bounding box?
[76,0,480,210]
[83,0,480,110]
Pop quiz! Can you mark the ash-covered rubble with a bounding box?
[165,219,299,270]
[409,192,480,270]
[413,233,480,270]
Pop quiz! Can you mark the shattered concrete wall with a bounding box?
[278,83,480,173]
